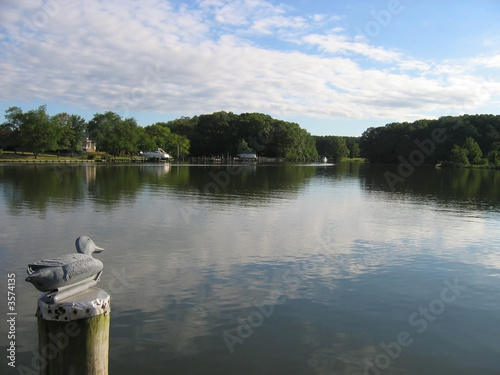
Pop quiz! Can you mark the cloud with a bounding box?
[302,32,401,62]
[0,0,499,123]
[472,54,500,69]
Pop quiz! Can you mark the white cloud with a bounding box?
[0,0,499,123]
[472,54,500,69]
[302,32,401,62]
[250,15,307,35]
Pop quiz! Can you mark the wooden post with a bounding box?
[36,287,110,375]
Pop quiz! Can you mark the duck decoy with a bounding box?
[26,236,104,302]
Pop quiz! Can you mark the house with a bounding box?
[82,138,96,152]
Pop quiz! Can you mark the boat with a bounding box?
[139,148,170,160]
[237,153,257,160]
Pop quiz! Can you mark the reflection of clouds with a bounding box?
[96,170,500,358]
[303,325,376,375]
[2,165,500,368]
[97,180,500,361]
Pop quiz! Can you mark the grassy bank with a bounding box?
[0,151,94,163]
[341,157,366,163]
[0,151,160,163]
[436,161,500,169]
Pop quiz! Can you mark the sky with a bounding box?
[1,0,500,136]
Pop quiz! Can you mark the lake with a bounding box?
[1,162,499,374]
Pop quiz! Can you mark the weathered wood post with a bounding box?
[36,287,110,375]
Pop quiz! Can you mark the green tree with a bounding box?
[1,106,23,151]
[487,150,498,166]
[53,112,72,155]
[194,111,237,156]
[88,111,122,154]
[462,137,482,164]
[342,137,361,159]
[358,115,500,166]
[359,126,391,163]
[170,133,190,158]
[316,136,349,161]
[325,136,348,161]
[109,117,139,155]
[145,124,173,150]
[136,126,155,153]
[52,113,86,157]
[451,145,469,165]
[70,115,87,156]
[266,120,293,157]
[145,123,190,158]
[351,142,361,158]
[236,113,274,155]
[236,139,252,153]
[19,106,59,158]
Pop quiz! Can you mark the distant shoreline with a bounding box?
[0,151,366,164]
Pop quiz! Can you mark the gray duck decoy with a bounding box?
[26,236,104,292]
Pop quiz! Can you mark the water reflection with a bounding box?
[0,164,88,214]
[0,164,321,214]
[1,163,499,375]
[2,163,498,215]
[362,165,500,210]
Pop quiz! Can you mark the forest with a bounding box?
[359,114,500,167]
[0,107,347,160]
[1,106,499,167]
[163,111,318,159]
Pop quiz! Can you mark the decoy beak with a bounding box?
[94,245,105,253]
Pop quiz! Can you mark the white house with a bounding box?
[82,138,96,152]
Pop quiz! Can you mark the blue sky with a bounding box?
[1,0,500,136]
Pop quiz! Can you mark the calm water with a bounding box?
[1,162,499,374]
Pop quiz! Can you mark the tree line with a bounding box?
[4,106,496,166]
[164,112,362,160]
[165,111,319,159]
[1,107,359,161]
[0,106,190,158]
[359,114,500,167]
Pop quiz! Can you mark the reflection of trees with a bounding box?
[87,165,153,206]
[0,165,87,215]
[334,161,363,177]
[2,163,498,215]
[361,165,500,210]
[157,164,318,204]
[0,164,319,214]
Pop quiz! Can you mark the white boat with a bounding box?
[139,148,170,160]
[237,153,257,160]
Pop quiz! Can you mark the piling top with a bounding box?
[37,287,110,322]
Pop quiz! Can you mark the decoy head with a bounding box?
[75,236,104,255]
